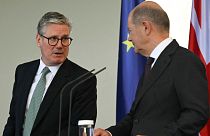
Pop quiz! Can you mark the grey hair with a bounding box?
[37,12,72,35]
[132,6,169,32]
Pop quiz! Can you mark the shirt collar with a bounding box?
[37,58,62,76]
[150,37,173,60]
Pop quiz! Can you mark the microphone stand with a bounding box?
[68,67,106,136]
[58,69,95,136]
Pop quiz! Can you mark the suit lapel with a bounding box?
[17,60,39,130]
[33,59,74,129]
[133,40,179,111]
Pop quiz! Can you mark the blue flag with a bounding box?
[116,0,146,123]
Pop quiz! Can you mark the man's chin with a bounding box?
[134,48,139,54]
[134,49,146,57]
[134,48,142,54]
[49,59,66,66]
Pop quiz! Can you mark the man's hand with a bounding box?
[94,128,111,136]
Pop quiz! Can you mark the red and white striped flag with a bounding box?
[188,0,210,136]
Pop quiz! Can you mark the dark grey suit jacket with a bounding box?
[3,59,97,136]
[108,40,209,136]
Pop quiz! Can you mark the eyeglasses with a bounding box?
[39,34,73,47]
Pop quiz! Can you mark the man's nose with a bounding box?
[56,39,63,47]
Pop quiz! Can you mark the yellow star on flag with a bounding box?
[123,40,134,52]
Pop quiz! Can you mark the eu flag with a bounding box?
[116,0,146,123]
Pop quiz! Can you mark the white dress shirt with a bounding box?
[150,37,173,67]
[26,59,61,110]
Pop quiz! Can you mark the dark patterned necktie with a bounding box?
[143,57,154,81]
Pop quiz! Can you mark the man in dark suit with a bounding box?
[3,12,97,136]
[94,1,209,136]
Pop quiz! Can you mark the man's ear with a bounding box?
[142,21,152,35]
[36,33,41,47]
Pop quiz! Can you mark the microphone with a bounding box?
[68,67,106,136]
[58,69,95,136]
